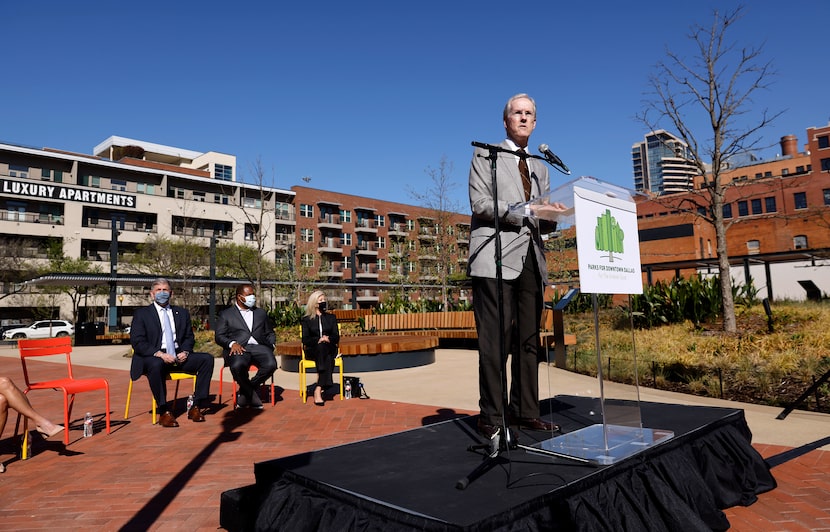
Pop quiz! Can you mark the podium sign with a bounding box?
[574,184,643,295]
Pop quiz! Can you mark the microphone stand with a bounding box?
[456,142,515,490]
[456,142,586,491]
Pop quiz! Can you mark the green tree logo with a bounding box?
[595,209,624,262]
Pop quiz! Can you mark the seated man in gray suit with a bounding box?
[214,283,278,409]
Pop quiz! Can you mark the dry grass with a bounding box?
[565,301,830,412]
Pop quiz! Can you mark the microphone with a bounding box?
[538,144,571,174]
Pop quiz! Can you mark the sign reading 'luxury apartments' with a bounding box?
[1,179,136,208]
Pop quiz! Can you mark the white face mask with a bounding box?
[243,294,256,308]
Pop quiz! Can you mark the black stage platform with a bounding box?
[221,396,776,531]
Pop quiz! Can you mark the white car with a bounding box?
[2,320,75,340]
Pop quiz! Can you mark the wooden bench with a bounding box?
[331,309,373,323]
[96,333,130,344]
[362,311,478,339]
[361,310,577,348]
[277,334,439,372]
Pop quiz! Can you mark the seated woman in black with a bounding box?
[301,290,339,406]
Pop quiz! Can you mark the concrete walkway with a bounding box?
[4,342,827,451]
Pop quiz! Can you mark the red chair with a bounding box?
[16,337,111,445]
[218,363,276,408]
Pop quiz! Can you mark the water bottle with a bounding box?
[344,380,352,399]
[187,394,194,411]
[83,412,93,437]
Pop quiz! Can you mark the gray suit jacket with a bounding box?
[467,140,550,281]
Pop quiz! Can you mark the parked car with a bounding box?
[2,320,75,340]
[0,323,27,338]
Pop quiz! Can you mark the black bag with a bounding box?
[343,376,369,399]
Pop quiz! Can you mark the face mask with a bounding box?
[318,301,327,312]
[154,291,170,305]
[243,294,256,308]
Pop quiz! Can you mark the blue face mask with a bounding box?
[154,291,171,305]
[243,295,256,308]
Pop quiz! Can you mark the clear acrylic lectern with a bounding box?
[513,176,673,465]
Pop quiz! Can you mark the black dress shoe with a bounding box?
[235,392,249,409]
[509,416,560,432]
[476,418,500,439]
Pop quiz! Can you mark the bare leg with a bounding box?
[0,376,63,437]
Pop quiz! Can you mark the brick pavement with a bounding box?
[1,356,828,531]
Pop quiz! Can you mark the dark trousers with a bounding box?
[141,352,214,409]
[307,342,337,389]
[224,344,277,399]
[473,248,543,426]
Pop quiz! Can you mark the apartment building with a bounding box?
[0,136,296,324]
[0,136,470,324]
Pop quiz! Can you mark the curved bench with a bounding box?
[277,334,439,372]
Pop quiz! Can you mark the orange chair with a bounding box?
[219,363,276,408]
[124,372,197,424]
[16,337,111,446]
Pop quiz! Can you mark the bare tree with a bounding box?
[220,158,279,297]
[407,156,463,310]
[638,5,782,332]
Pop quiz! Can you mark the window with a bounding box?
[343,255,352,270]
[722,203,732,218]
[111,179,127,192]
[214,193,229,205]
[821,158,830,172]
[301,228,314,242]
[374,214,385,227]
[793,235,808,250]
[276,201,291,218]
[8,164,28,178]
[341,233,352,246]
[300,204,314,218]
[824,189,830,206]
[765,197,777,213]
[737,200,748,217]
[41,169,62,182]
[377,236,386,249]
[794,192,807,210]
[192,191,206,202]
[377,258,386,271]
[407,240,416,251]
[242,197,262,209]
[746,240,760,255]
[215,164,233,181]
[406,220,415,231]
[301,254,315,267]
[819,135,830,149]
[137,183,155,195]
[751,198,762,215]
[406,261,416,273]
[244,224,259,241]
[340,209,351,223]
[782,168,789,176]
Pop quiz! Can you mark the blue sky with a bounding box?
[3,1,828,210]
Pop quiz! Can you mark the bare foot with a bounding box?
[36,424,65,438]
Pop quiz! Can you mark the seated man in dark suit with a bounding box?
[130,277,215,427]
[214,283,277,409]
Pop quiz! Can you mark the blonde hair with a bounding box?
[304,290,326,319]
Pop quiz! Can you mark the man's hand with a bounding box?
[175,351,189,363]
[319,335,330,344]
[529,201,569,221]
[229,342,246,356]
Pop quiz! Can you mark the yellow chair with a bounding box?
[299,324,344,403]
[124,372,197,424]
